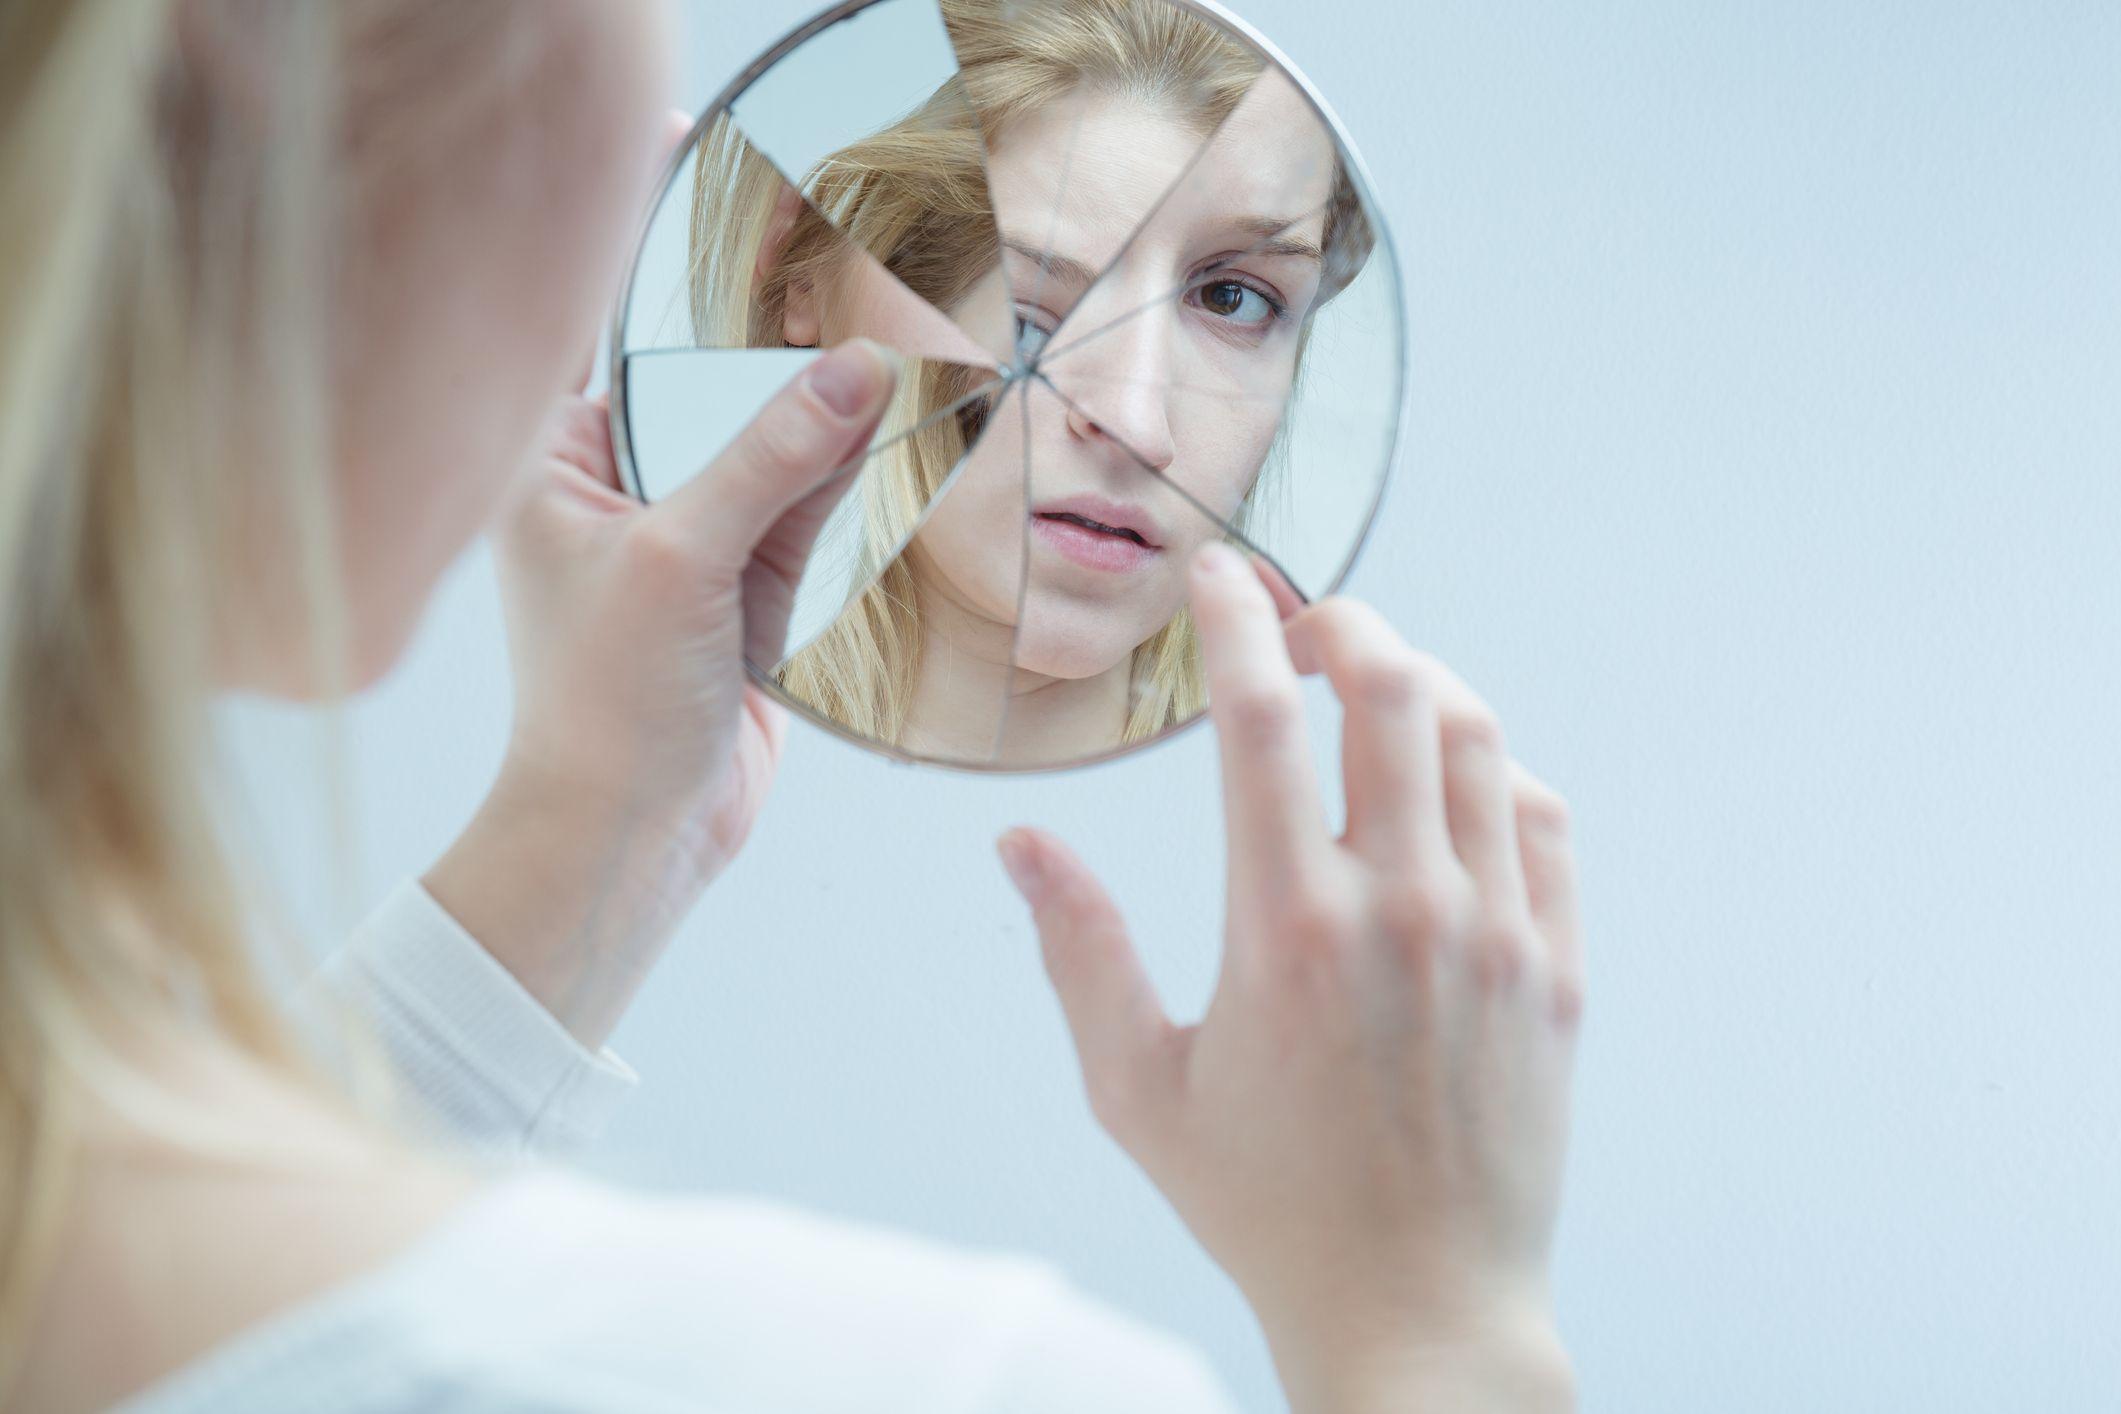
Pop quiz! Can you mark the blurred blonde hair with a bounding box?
[0,0,517,1380]
[687,0,1307,751]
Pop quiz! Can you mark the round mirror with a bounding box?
[612,0,1403,770]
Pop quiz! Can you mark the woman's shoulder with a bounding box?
[118,1168,1238,1414]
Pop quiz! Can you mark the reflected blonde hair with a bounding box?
[0,0,513,1379]
[688,0,1360,750]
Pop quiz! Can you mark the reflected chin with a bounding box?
[1013,602,1167,682]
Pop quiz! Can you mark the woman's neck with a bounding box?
[897,577,1130,765]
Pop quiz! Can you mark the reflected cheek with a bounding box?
[825,262,998,366]
[799,238,1014,372]
[908,421,1024,616]
[1158,519,1219,576]
[1168,403,1280,521]
[1164,458,1262,529]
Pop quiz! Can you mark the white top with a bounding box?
[116,883,1239,1413]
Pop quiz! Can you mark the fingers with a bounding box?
[1190,543,1330,883]
[1282,600,1450,871]
[1509,761,1584,1014]
[1429,665,1529,913]
[655,340,898,570]
[998,828,1177,1141]
[1272,602,1459,873]
[1248,552,1305,620]
[1277,597,1530,920]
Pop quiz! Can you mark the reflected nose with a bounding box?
[1055,307,1177,474]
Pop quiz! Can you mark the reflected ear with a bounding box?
[756,185,820,347]
[781,278,822,347]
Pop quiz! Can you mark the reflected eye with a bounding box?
[1015,313,1053,364]
[1192,278,1280,327]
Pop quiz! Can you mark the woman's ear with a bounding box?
[755,185,821,347]
[781,279,822,347]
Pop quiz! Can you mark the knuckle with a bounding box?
[1275,891,1359,959]
[745,400,830,476]
[1513,777,1573,838]
[1345,648,1425,713]
[1550,970,1588,1031]
[1376,879,1457,954]
[1081,1065,1127,1130]
[1219,683,1303,748]
[1082,1058,1149,1138]
[622,520,697,588]
[1056,895,1112,944]
[1468,916,1536,993]
[1440,707,1506,759]
[1304,597,1365,643]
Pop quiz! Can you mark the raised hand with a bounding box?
[426,341,899,1045]
[1000,543,1583,1413]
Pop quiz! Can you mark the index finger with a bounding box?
[1248,552,1305,620]
[1190,543,1330,890]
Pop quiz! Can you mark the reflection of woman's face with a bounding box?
[906,82,1335,682]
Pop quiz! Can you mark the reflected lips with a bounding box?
[1031,495,1164,572]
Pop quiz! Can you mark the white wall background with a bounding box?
[228,2,2121,1409]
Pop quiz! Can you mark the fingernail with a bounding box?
[807,342,887,417]
[996,830,1046,903]
[1193,542,1241,578]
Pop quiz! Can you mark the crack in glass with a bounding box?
[988,374,1037,762]
[619,348,1006,500]
[623,123,1009,369]
[938,0,1099,360]
[1027,364,1302,409]
[1032,371,1311,602]
[1033,192,1336,368]
[772,376,1020,669]
[714,0,1020,365]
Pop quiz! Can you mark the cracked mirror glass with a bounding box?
[615,0,1402,770]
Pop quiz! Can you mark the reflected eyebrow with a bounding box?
[1231,216,1324,263]
[1001,237,1099,292]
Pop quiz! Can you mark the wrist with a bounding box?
[1264,1298,1575,1414]
[496,722,726,869]
[423,752,714,1048]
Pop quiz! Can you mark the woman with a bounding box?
[684,0,1373,765]
[1,1,1584,1410]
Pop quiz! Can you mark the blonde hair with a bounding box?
[0,0,516,1378]
[683,0,1375,753]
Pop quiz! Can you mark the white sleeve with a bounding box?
[301,881,637,1156]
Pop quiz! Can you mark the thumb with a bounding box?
[655,340,898,569]
[998,828,1177,1143]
